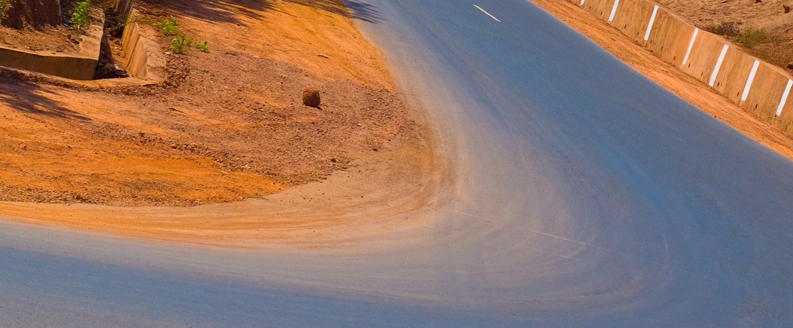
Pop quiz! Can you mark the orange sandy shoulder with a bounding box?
[0,0,442,250]
[0,0,412,206]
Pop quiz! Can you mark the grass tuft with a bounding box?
[156,18,181,35]
[72,1,90,30]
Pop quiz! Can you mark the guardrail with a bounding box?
[568,0,793,136]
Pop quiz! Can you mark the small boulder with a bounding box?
[302,88,321,108]
[785,4,791,13]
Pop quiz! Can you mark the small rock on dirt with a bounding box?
[302,88,321,107]
[785,4,791,13]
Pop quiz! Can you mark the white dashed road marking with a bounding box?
[474,4,501,22]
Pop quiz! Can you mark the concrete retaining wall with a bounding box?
[121,22,147,77]
[580,0,614,21]
[0,10,103,80]
[0,48,98,80]
[566,0,793,136]
[644,9,695,66]
[114,0,134,20]
[0,4,162,87]
[609,0,655,43]
[121,10,166,83]
[119,9,163,81]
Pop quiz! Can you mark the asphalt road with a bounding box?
[2,0,793,326]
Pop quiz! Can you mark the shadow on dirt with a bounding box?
[0,76,90,121]
[138,0,381,25]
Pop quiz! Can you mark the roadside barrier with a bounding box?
[563,0,793,136]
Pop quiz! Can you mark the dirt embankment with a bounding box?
[0,0,428,207]
[655,0,793,70]
[530,0,793,162]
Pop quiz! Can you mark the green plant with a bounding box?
[170,34,193,54]
[72,1,90,30]
[0,0,12,24]
[734,28,777,48]
[156,18,181,35]
[195,41,209,53]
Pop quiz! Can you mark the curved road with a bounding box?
[2,0,793,326]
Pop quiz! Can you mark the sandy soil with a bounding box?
[0,123,442,250]
[655,0,793,68]
[0,0,428,207]
[0,0,448,251]
[0,0,444,250]
[530,0,793,161]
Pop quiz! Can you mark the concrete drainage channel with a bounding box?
[571,0,793,136]
[0,0,162,87]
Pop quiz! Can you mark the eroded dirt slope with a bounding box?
[0,0,423,206]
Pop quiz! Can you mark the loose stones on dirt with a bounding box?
[302,88,321,107]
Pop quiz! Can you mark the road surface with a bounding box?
[1,0,792,326]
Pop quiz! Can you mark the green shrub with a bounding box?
[734,28,777,48]
[72,1,90,30]
[195,41,209,53]
[156,18,181,35]
[170,34,193,54]
[0,0,12,24]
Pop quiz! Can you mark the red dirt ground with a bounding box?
[0,0,428,207]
